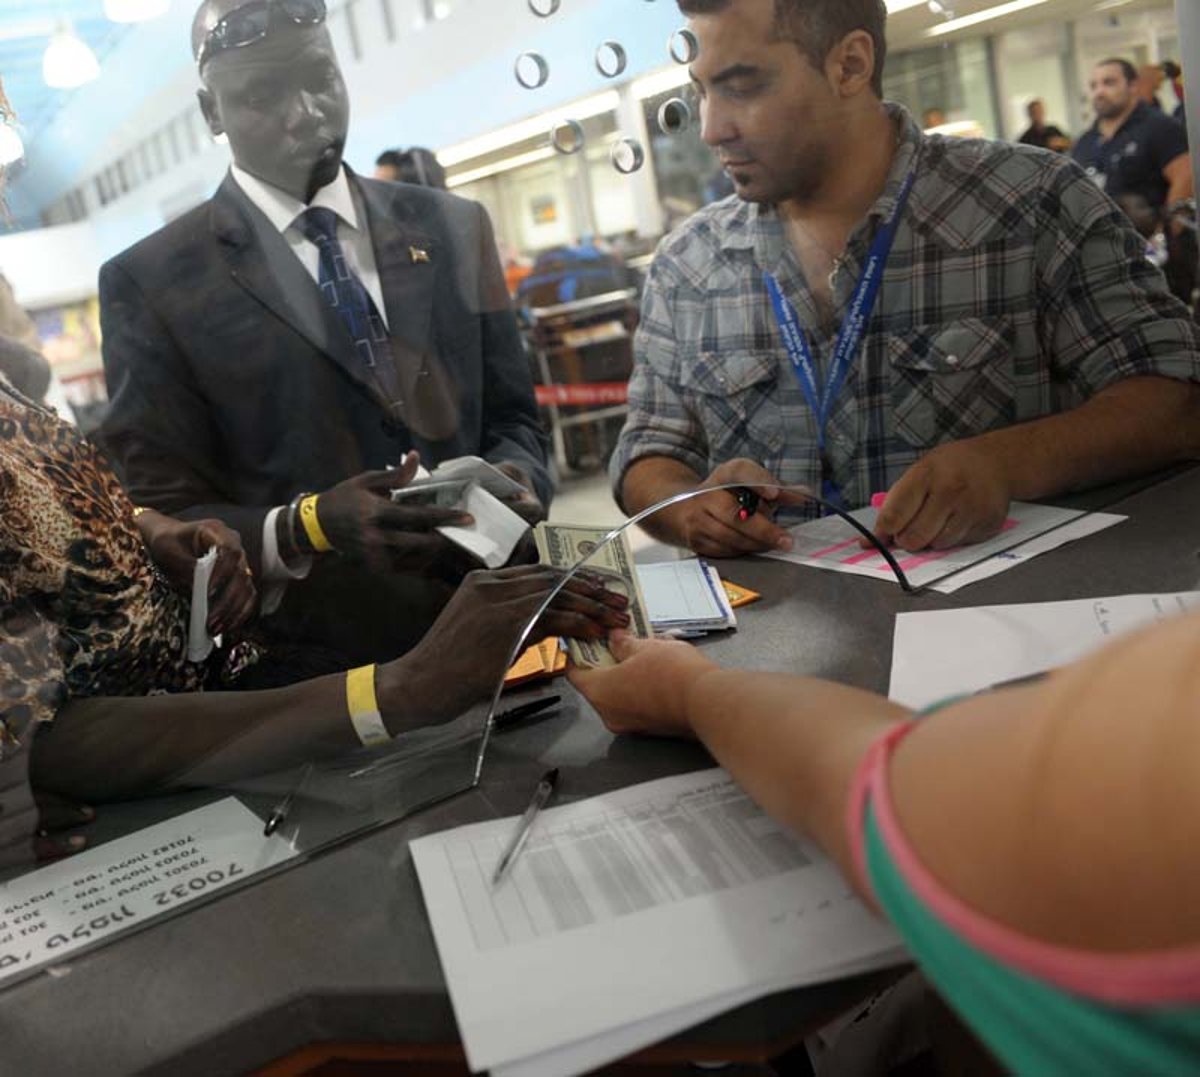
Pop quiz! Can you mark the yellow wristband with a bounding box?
[299,494,334,553]
[346,664,390,747]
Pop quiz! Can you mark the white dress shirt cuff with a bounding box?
[260,506,312,616]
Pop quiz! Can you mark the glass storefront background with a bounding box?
[435,0,1187,261]
[9,0,1192,370]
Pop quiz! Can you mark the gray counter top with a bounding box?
[4,467,1197,1077]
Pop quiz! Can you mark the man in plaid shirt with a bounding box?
[612,0,1200,557]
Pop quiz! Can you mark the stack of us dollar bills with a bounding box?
[534,523,738,667]
[533,522,652,669]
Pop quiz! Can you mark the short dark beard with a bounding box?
[782,152,829,205]
[747,143,829,207]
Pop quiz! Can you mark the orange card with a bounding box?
[721,579,762,609]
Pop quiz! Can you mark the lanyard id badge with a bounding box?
[764,163,917,512]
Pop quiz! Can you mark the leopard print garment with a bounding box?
[0,384,205,733]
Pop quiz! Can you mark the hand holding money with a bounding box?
[534,522,652,668]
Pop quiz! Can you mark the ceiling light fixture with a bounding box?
[447,147,556,188]
[439,91,619,166]
[631,66,690,100]
[104,0,171,22]
[925,0,1050,36]
[43,23,101,89]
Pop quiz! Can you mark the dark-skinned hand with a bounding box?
[314,453,473,573]
[33,792,94,861]
[379,565,631,726]
[0,792,95,869]
[493,461,548,526]
[137,512,257,636]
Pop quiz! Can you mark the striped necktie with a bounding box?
[297,206,400,400]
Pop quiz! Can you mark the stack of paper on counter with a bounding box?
[637,559,738,638]
[411,768,907,1077]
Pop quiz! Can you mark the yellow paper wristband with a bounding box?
[346,664,390,748]
[299,494,334,553]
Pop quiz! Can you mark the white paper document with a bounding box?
[187,546,218,663]
[0,798,295,986]
[764,502,1124,592]
[491,949,901,1077]
[921,510,1126,592]
[411,769,903,1077]
[426,455,528,500]
[438,483,530,568]
[889,591,1200,709]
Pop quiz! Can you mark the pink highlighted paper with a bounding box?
[895,519,1018,573]
[763,502,1124,593]
[865,492,1018,571]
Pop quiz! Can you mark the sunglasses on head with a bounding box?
[197,0,327,70]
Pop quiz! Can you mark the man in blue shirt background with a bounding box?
[1072,57,1192,216]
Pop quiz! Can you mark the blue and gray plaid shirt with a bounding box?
[612,105,1199,513]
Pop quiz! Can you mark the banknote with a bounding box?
[534,522,651,668]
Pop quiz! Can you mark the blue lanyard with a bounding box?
[763,165,917,506]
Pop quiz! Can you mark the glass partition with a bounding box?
[0,0,1186,999]
[0,468,1102,994]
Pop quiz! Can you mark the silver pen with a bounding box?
[491,767,559,886]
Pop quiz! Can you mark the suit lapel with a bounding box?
[210,175,389,407]
[352,172,463,443]
[354,171,439,359]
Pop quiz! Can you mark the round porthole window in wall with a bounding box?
[610,137,646,174]
[550,119,586,155]
[594,41,628,79]
[514,51,550,90]
[668,28,698,64]
[657,97,692,135]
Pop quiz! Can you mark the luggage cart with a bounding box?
[526,289,638,474]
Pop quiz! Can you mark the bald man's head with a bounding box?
[193,0,329,75]
[193,0,348,203]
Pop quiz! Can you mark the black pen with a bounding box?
[734,487,760,522]
[492,768,559,886]
[263,762,314,837]
[493,695,562,732]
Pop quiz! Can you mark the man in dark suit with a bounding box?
[100,0,552,679]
